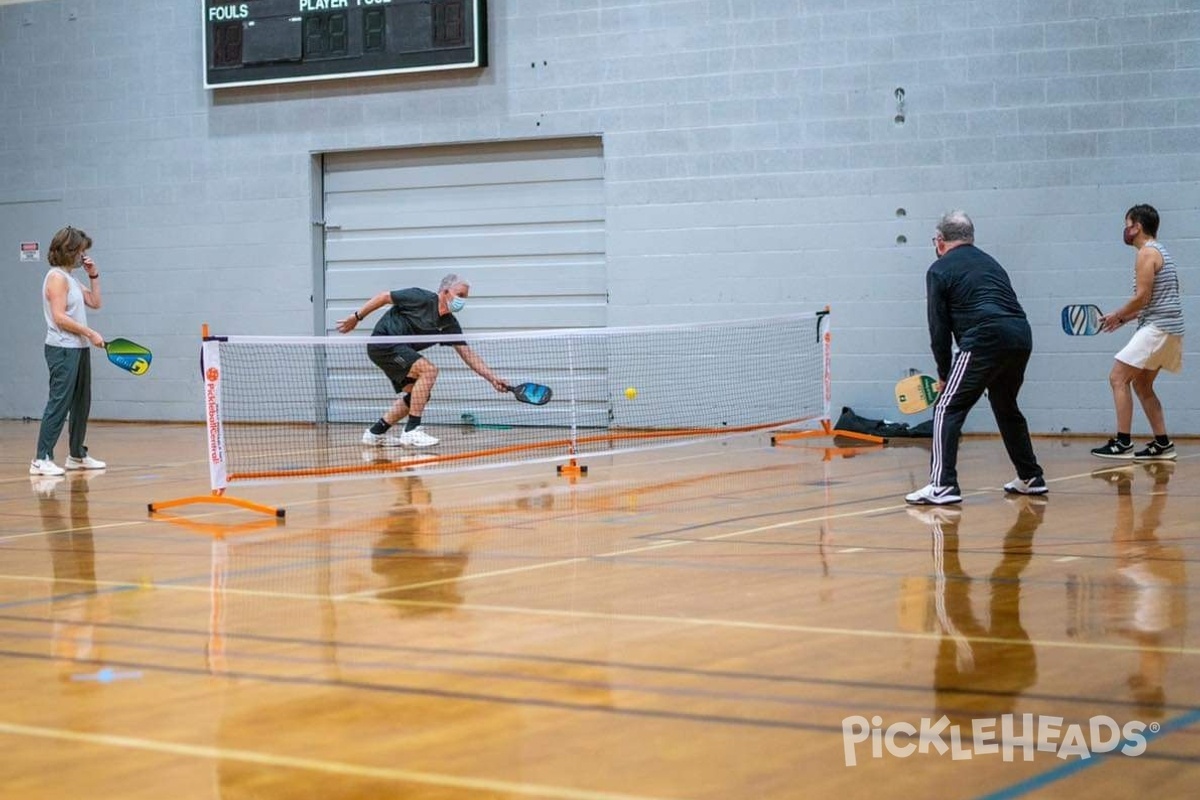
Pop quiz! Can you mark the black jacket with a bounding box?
[926,244,1032,381]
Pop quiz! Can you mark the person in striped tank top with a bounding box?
[1092,204,1185,462]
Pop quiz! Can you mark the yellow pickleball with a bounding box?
[624,387,637,400]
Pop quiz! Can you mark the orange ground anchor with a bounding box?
[556,458,588,480]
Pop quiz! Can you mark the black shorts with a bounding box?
[367,344,424,394]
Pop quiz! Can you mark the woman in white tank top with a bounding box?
[30,226,108,477]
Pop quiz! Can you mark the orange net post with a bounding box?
[146,323,286,519]
[771,308,885,448]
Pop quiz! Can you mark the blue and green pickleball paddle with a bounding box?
[507,381,552,405]
[105,337,152,376]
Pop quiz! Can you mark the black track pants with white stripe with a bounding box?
[930,347,1042,489]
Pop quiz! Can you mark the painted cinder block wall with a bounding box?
[1,0,1196,432]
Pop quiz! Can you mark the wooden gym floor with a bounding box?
[1,420,1198,799]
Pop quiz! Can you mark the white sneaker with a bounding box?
[905,483,962,505]
[30,458,66,476]
[65,455,106,470]
[1002,475,1048,495]
[362,429,405,447]
[398,426,439,448]
[30,475,65,497]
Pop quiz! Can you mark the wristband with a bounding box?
[354,311,362,321]
[88,273,99,279]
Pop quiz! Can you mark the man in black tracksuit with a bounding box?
[907,211,1047,505]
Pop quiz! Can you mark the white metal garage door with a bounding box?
[321,137,606,427]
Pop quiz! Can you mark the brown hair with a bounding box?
[48,226,92,268]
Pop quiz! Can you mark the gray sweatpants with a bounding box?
[35,345,92,462]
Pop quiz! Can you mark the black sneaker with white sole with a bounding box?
[1134,440,1176,461]
[1091,438,1134,460]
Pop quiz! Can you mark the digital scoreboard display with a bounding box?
[203,0,486,89]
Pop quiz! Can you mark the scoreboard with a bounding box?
[203,0,486,89]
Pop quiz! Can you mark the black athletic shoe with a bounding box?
[1091,438,1134,460]
[1133,440,1176,461]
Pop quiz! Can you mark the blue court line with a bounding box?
[975,708,1200,800]
[0,585,138,611]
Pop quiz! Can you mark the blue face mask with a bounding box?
[449,296,466,313]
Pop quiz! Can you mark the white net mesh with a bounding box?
[203,312,829,483]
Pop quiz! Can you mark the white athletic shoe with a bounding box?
[905,483,962,505]
[398,426,439,448]
[362,429,406,447]
[1002,475,1048,495]
[65,455,106,470]
[30,458,66,477]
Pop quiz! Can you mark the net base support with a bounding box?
[771,419,886,447]
[557,459,588,479]
[148,492,286,519]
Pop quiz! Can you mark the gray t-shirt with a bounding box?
[372,287,463,350]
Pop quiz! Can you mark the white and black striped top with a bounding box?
[1138,241,1185,335]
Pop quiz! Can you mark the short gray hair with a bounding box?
[936,210,975,243]
[438,273,470,292]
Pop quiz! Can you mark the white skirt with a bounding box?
[1115,324,1184,373]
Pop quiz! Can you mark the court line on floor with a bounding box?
[974,708,1200,800]
[336,496,910,598]
[0,646,839,735]
[0,720,671,800]
[6,462,1197,656]
[6,608,1196,717]
[0,520,151,542]
[0,628,938,716]
[4,461,1194,652]
[342,459,1192,597]
[336,599,1200,657]
[8,571,1194,658]
[0,456,603,543]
